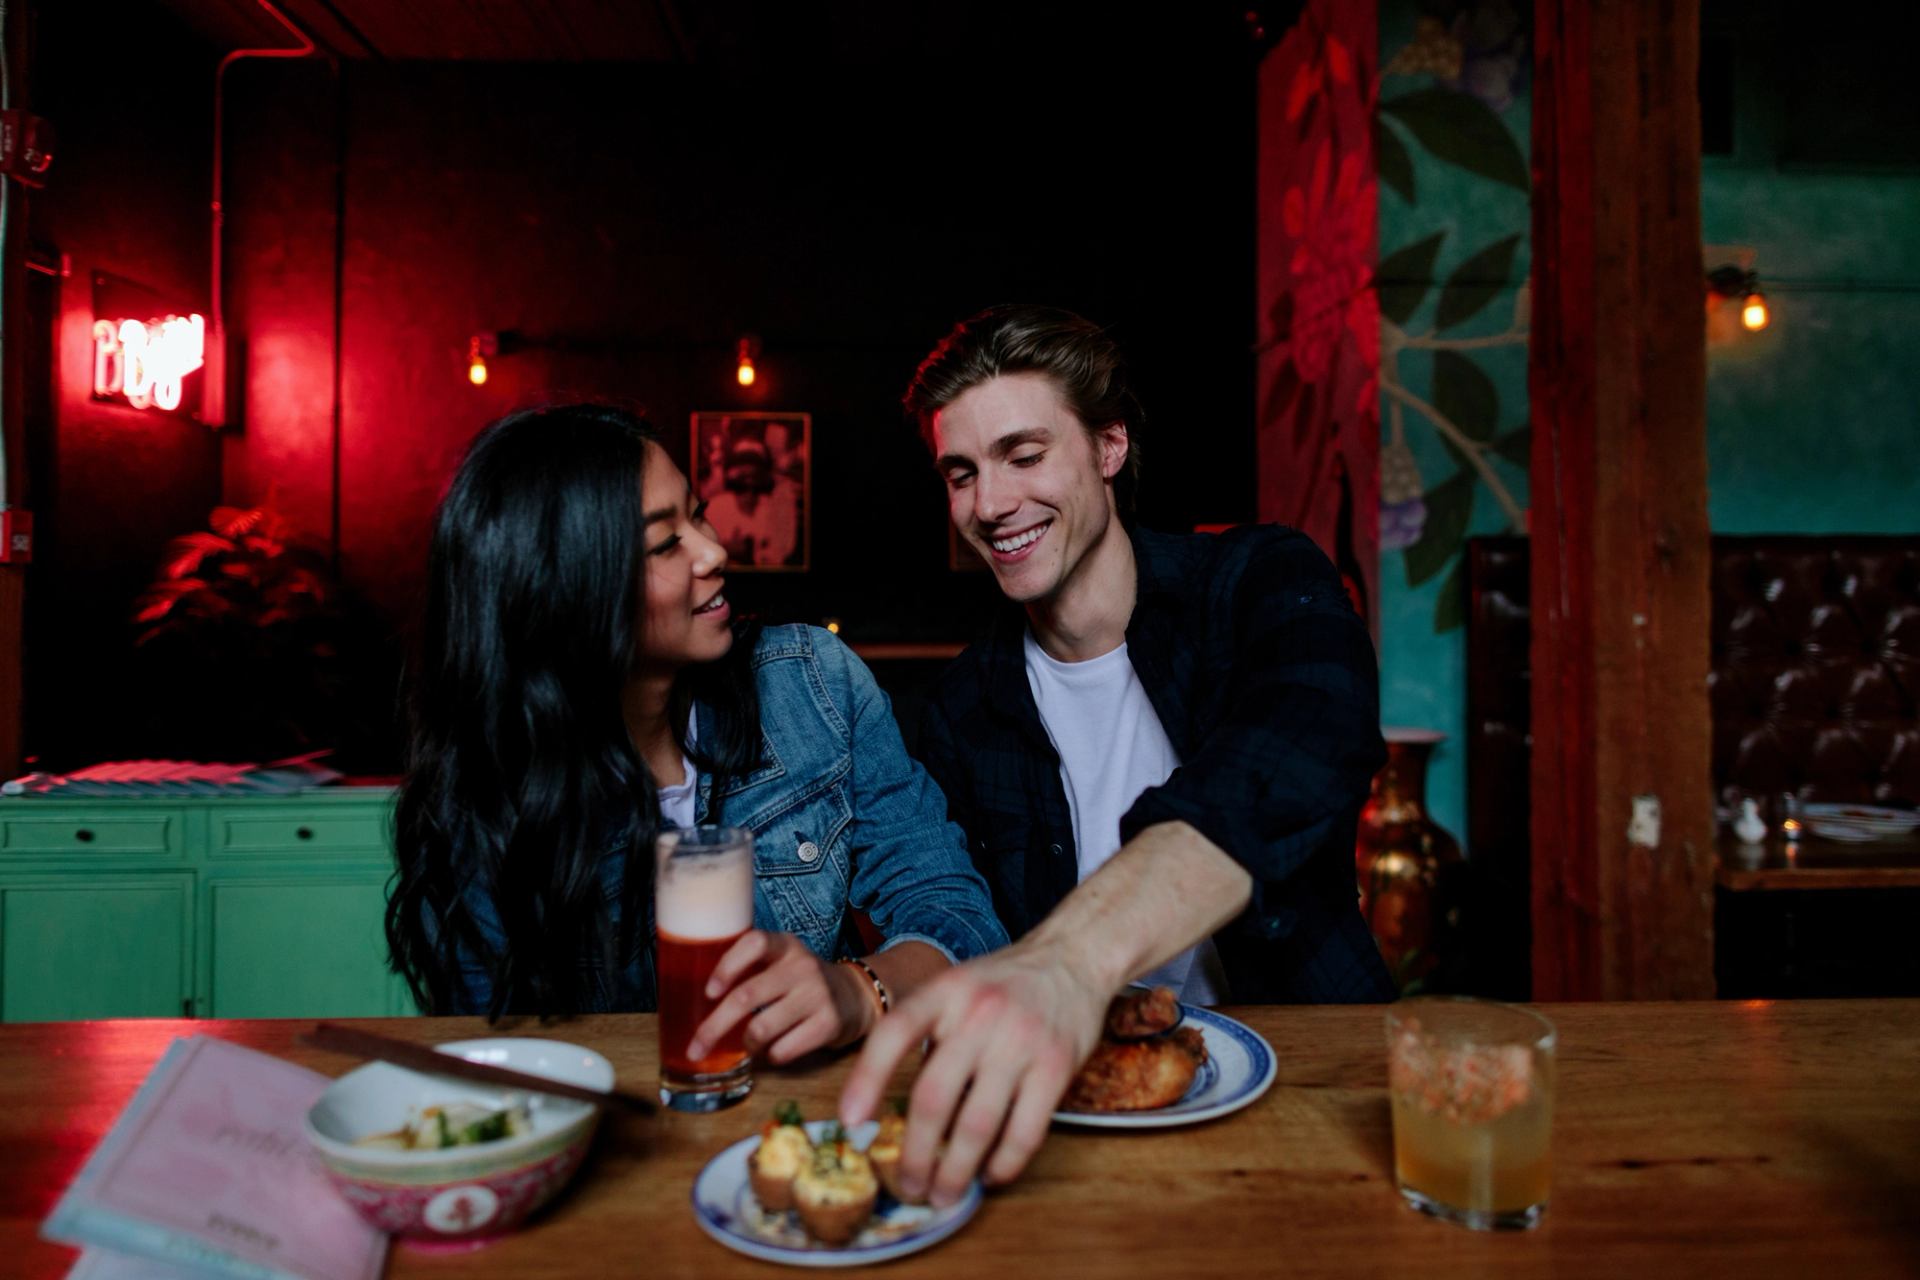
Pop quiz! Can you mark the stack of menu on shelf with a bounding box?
[43,1035,385,1280]
[3,756,342,798]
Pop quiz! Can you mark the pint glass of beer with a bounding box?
[655,825,756,1112]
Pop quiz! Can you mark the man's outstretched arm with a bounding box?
[838,820,1251,1206]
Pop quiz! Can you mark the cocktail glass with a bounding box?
[1385,996,1557,1230]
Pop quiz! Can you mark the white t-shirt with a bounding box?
[1023,632,1228,1004]
[657,719,699,831]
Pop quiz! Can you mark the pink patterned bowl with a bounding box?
[303,1037,613,1243]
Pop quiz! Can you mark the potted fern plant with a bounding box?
[129,502,391,770]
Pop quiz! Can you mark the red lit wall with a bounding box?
[32,12,1259,768]
[219,54,1259,645]
[24,2,223,767]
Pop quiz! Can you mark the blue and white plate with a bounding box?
[1052,1005,1277,1129]
[691,1119,981,1267]
[1802,803,1920,841]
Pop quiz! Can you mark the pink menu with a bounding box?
[43,1035,385,1280]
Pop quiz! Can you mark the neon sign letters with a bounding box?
[92,312,206,412]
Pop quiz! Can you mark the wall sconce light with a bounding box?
[736,334,761,388]
[468,332,499,386]
[1707,265,1769,332]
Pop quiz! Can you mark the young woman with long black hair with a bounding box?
[385,404,1006,1064]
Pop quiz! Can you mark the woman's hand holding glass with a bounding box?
[685,930,878,1065]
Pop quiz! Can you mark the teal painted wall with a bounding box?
[1375,0,1532,844]
[1703,177,1920,535]
[1374,2,1919,851]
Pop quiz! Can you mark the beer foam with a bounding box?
[656,845,754,939]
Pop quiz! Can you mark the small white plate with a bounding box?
[691,1119,980,1267]
[1052,1005,1278,1130]
[1802,803,1920,836]
[1805,820,1893,843]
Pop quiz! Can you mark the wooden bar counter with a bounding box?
[4,1001,1917,1278]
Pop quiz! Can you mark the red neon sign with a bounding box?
[92,312,205,411]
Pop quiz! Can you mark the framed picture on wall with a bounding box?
[690,411,811,572]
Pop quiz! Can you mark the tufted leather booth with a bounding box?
[1463,536,1920,996]
[1709,539,1920,806]
[1466,536,1920,834]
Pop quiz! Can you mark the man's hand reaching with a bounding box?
[836,938,1107,1206]
[839,821,1252,1206]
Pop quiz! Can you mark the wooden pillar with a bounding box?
[1528,0,1714,1000]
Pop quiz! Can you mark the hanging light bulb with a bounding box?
[736,334,761,388]
[1706,266,1772,336]
[468,333,498,386]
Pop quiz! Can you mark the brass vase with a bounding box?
[1355,729,1462,989]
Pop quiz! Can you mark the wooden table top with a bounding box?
[1717,830,1920,891]
[5,1001,1919,1278]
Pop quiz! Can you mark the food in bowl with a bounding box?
[352,1098,533,1150]
[304,1038,612,1241]
[747,1101,813,1211]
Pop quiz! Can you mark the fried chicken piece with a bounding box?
[1062,1026,1208,1112]
[1103,986,1183,1040]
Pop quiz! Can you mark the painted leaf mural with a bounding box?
[1437,233,1522,330]
[1256,0,1381,621]
[1378,232,1444,325]
[1379,88,1529,192]
[1377,0,1531,635]
[1373,0,1532,860]
[1374,116,1417,204]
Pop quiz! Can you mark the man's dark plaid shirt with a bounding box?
[917,522,1394,1003]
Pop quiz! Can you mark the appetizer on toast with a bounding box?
[865,1104,919,1204]
[791,1123,880,1245]
[747,1100,813,1211]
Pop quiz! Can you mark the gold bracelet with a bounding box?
[838,956,891,1019]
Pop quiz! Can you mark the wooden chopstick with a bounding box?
[302,1022,655,1116]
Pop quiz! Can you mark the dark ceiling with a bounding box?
[155,0,691,61]
[151,0,1301,65]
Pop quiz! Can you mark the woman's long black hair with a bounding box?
[386,404,762,1018]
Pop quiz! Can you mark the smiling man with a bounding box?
[839,304,1393,1205]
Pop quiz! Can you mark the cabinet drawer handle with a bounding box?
[296,826,314,840]
[74,828,95,843]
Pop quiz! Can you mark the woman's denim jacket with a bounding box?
[456,625,1007,1012]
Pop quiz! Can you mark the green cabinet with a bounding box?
[0,789,415,1022]
[205,876,399,1017]
[1,874,194,1019]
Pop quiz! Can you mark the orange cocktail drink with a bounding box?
[1386,997,1557,1230]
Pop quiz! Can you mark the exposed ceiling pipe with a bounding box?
[207,0,327,428]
